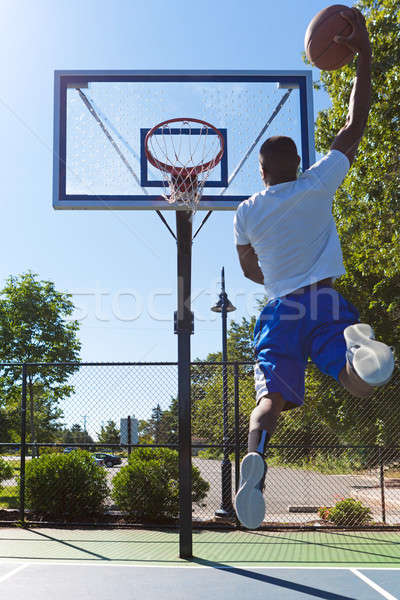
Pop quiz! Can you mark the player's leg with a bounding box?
[248,392,286,454]
[340,323,395,396]
[308,287,395,397]
[235,393,285,530]
[338,358,375,397]
[235,296,306,529]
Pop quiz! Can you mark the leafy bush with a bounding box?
[318,506,331,522]
[112,447,209,521]
[22,450,109,520]
[38,446,64,455]
[0,458,13,490]
[319,498,372,527]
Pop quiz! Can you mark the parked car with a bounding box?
[92,453,121,468]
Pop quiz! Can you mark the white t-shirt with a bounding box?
[233,149,350,300]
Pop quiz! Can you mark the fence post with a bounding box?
[19,364,27,523]
[379,447,386,524]
[234,363,240,495]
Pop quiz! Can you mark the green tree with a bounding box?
[159,397,178,445]
[192,316,256,450]
[150,404,163,443]
[97,420,120,445]
[312,0,400,353]
[192,367,255,452]
[192,0,400,462]
[138,419,153,444]
[193,316,255,372]
[0,272,81,450]
[140,401,178,445]
[293,0,400,463]
[61,424,94,447]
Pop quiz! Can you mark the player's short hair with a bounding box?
[259,136,299,176]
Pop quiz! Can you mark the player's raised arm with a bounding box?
[331,8,372,165]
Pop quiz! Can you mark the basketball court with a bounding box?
[0,528,399,599]
[0,0,397,598]
[47,68,400,596]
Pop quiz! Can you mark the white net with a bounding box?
[145,119,224,211]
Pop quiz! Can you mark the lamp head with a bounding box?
[211,295,236,313]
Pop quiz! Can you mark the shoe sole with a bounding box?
[235,452,266,529]
[344,324,395,386]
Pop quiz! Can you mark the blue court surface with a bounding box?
[1,528,399,598]
[0,563,399,599]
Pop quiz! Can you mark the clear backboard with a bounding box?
[53,70,315,211]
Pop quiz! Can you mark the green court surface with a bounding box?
[0,528,399,567]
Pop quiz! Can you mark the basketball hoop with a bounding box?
[145,118,225,211]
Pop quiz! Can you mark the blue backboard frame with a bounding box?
[53,70,315,211]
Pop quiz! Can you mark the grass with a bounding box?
[266,451,365,475]
[197,450,367,475]
[0,485,19,509]
[385,469,400,478]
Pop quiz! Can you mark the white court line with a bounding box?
[351,568,398,600]
[0,560,399,571]
[0,563,28,583]
[0,562,398,599]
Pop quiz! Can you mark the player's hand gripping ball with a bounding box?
[305,4,362,70]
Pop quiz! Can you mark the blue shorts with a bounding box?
[254,282,360,410]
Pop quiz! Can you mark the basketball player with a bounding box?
[234,8,395,529]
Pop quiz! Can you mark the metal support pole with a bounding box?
[215,269,234,518]
[176,211,193,559]
[234,362,240,495]
[19,364,27,523]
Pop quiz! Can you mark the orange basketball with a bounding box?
[305,4,356,71]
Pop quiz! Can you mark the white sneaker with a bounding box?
[235,452,266,529]
[344,323,395,387]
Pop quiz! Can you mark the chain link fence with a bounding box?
[0,361,399,528]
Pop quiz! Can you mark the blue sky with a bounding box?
[0,0,354,367]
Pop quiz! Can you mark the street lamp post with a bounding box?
[211,267,236,518]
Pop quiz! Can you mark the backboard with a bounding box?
[53,70,315,211]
